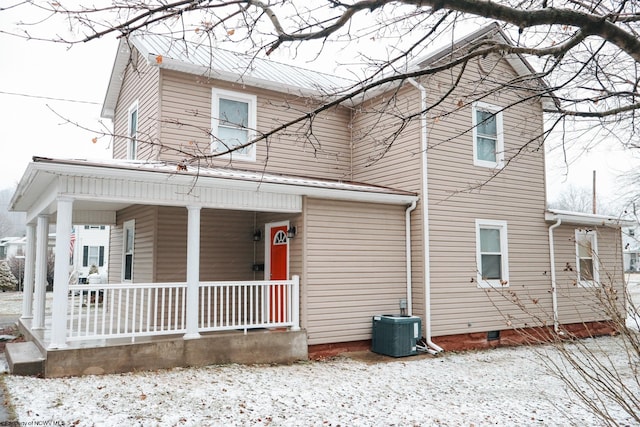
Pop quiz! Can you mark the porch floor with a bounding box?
[12,317,308,378]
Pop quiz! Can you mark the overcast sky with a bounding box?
[0,7,637,209]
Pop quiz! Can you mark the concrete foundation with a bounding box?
[15,320,308,378]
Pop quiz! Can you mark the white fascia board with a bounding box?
[545,209,635,227]
[24,161,418,208]
[101,40,131,120]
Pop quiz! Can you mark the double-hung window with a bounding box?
[122,220,135,282]
[475,219,509,288]
[127,100,138,160]
[83,246,105,268]
[211,88,257,161]
[575,229,599,286]
[472,102,504,169]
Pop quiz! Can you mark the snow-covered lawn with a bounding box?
[1,286,639,426]
[2,334,638,426]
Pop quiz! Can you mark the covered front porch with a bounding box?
[7,157,418,377]
[14,277,306,377]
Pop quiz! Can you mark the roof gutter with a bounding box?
[408,77,443,354]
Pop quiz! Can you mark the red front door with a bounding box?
[269,225,288,322]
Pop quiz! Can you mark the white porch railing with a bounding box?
[66,276,300,342]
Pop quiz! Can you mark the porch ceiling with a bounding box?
[10,157,418,223]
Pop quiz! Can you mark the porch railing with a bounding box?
[66,276,300,342]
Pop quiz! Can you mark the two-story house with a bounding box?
[7,23,629,377]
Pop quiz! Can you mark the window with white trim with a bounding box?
[575,229,599,286]
[475,219,509,288]
[127,100,139,160]
[122,220,135,282]
[211,88,257,161]
[472,102,504,168]
[83,246,105,267]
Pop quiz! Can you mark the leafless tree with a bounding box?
[2,1,640,171]
[483,239,640,425]
[549,184,598,213]
[3,2,640,422]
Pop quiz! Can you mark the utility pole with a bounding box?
[592,170,597,214]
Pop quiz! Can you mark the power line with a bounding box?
[0,90,101,105]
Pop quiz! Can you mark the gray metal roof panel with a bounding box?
[132,33,354,94]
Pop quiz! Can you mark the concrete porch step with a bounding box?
[5,341,45,377]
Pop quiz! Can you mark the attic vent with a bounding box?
[477,55,496,76]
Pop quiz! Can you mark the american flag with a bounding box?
[70,227,76,257]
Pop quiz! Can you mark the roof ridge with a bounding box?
[134,32,355,82]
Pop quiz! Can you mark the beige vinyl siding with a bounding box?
[110,205,157,284]
[552,225,625,324]
[350,85,426,323]
[351,85,422,190]
[158,69,351,180]
[421,55,552,336]
[153,207,260,282]
[304,198,407,345]
[112,50,160,161]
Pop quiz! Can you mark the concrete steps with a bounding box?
[5,341,45,376]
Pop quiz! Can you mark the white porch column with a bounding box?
[49,197,73,349]
[33,215,49,329]
[20,224,36,320]
[184,205,201,340]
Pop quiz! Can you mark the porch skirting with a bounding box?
[17,319,307,378]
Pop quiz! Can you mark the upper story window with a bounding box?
[575,229,599,286]
[127,100,139,160]
[472,102,504,169]
[211,88,257,162]
[475,219,509,288]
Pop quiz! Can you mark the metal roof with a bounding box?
[102,33,356,119]
[10,157,418,216]
[135,33,353,92]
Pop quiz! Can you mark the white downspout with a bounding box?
[408,78,443,353]
[405,201,417,316]
[548,218,562,334]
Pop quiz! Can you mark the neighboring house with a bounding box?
[0,237,23,260]
[70,225,110,283]
[7,23,631,377]
[623,223,640,272]
[0,234,55,260]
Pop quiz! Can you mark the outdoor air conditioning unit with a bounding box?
[371,314,422,357]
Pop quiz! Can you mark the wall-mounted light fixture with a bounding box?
[253,230,262,241]
[287,226,297,239]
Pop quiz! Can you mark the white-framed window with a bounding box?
[575,229,599,286]
[127,100,139,160]
[475,219,509,288]
[472,102,504,169]
[211,88,257,161]
[83,246,105,267]
[122,220,135,282]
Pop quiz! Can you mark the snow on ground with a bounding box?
[4,336,639,426]
[1,289,639,426]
